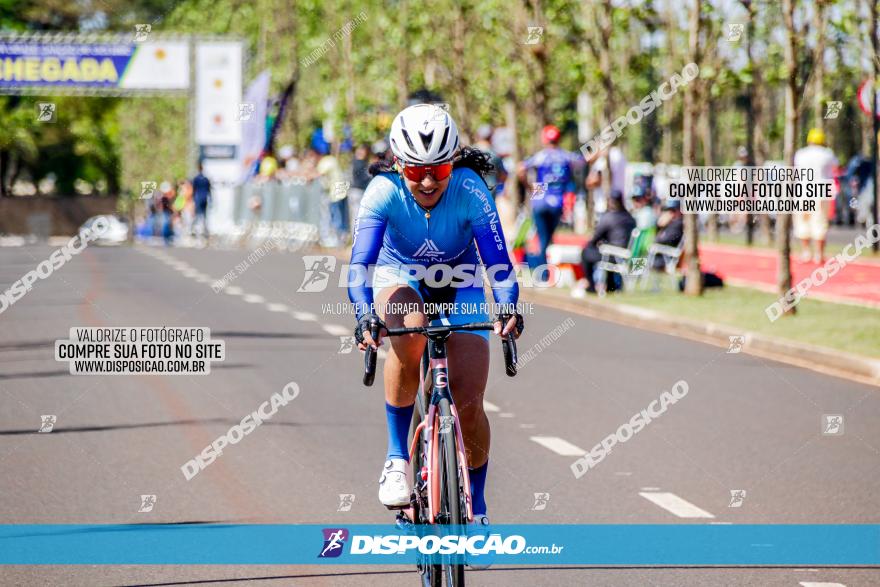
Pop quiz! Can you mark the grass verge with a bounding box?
[601,284,880,359]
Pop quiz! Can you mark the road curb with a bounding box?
[523,288,880,387]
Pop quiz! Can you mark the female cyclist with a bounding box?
[348,104,523,531]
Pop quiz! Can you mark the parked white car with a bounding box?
[79,215,129,245]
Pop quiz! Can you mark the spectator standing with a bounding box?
[191,163,212,241]
[316,148,348,246]
[350,143,372,215]
[794,128,838,263]
[586,146,627,215]
[173,179,193,236]
[158,181,175,245]
[258,150,279,181]
[840,153,871,226]
[728,146,750,234]
[519,124,584,282]
[474,124,508,198]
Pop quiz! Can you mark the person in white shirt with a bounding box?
[793,128,838,263]
[587,146,628,214]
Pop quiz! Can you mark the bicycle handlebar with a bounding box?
[362,320,380,386]
[362,321,518,386]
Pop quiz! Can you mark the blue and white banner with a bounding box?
[0,39,189,91]
[2,524,878,565]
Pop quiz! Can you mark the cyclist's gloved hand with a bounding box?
[495,311,524,339]
[355,313,385,350]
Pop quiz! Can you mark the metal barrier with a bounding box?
[225,180,325,249]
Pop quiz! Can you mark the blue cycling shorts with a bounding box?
[372,265,491,340]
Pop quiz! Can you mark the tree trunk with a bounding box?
[342,4,356,122]
[452,2,473,141]
[683,0,703,296]
[598,0,614,208]
[779,0,799,315]
[872,0,880,249]
[811,0,827,130]
[700,77,718,241]
[661,0,677,164]
[504,90,522,209]
[743,0,756,245]
[396,2,410,109]
[0,150,8,197]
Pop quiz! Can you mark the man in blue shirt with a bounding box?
[191,163,212,239]
[520,125,584,281]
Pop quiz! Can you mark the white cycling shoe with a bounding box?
[378,458,411,508]
[466,514,493,570]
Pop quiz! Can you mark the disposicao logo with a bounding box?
[318,528,349,558]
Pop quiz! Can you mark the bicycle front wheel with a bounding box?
[413,351,442,587]
[437,398,465,586]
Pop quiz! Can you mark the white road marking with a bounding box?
[291,311,317,321]
[798,583,846,587]
[640,487,661,491]
[639,492,715,519]
[482,400,500,413]
[529,436,586,457]
[519,423,536,429]
[267,303,290,312]
[322,324,350,336]
[225,286,244,295]
[243,294,265,304]
[499,412,515,418]
[378,348,388,360]
[615,472,632,476]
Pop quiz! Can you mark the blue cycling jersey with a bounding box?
[523,147,583,211]
[348,168,519,319]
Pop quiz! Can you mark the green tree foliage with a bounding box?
[1,0,876,198]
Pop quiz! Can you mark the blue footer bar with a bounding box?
[1,524,878,565]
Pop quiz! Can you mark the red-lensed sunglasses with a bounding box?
[398,161,453,182]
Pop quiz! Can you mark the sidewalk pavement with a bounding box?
[698,243,880,307]
[535,233,880,308]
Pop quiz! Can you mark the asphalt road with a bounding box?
[0,242,878,586]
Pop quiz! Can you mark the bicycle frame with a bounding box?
[361,319,518,585]
[412,332,473,524]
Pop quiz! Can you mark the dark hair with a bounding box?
[368,146,496,180]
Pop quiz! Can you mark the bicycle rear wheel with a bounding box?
[438,397,465,586]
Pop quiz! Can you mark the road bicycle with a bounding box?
[363,319,518,586]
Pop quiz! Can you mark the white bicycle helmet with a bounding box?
[389,104,460,165]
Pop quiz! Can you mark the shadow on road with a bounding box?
[112,565,880,587]
[0,339,59,351]
[210,331,325,340]
[114,569,414,587]
[0,417,267,436]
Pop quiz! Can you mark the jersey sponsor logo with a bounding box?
[414,238,445,259]
[463,178,504,251]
